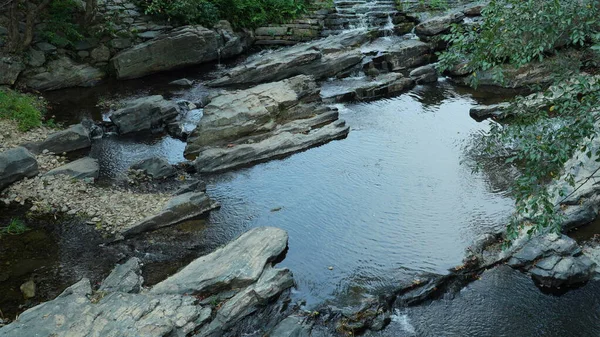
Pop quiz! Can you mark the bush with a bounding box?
[0,218,30,235]
[0,90,45,131]
[140,0,307,29]
[41,0,84,47]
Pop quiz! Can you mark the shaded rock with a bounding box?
[269,316,312,337]
[121,191,219,237]
[323,73,414,103]
[0,56,25,85]
[198,266,294,337]
[19,56,105,91]
[151,227,288,295]
[130,157,176,179]
[463,3,487,16]
[0,147,39,191]
[415,11,465,37]
[45,157,99,180]
[109,95,178,134]
[99,257,144,294]
[208,30,371,87]
[35,42,56,52]
[25,49,45,67]
[110,25,249,79]
[469,103,511,121]
[409,64,438,84]
[169,78,193,87]
[0,278,212,337]
[365,39,432,72]
[507,233,595,287]
[174,180,207,195]
[34,124,91,154]
[90,44,110,62]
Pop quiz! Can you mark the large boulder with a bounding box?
[129,157,176,179]
[121,191,220,237]
[110,25,249,79]
[19,56,105,91]
[151,227,289,295]
[409,64,438,84]
[99,257,144,294]
[370,39,432,72]
[32,124,91,154]
[322,73,415,103]
[415,11,465,37]
[0,56,25,85]
[0,147,38,191]
[44,157,99,180]
[109,95,179,134]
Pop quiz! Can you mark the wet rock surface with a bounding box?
[129,157,177,179]
[322,73,414,103]
[109,95,179,134]
[0,227,293,337]
[28,124,91,155]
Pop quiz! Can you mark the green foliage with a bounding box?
[41,0,84,47]
[438,0,600,87]
[0,89,45,131]
[140,0,307,29]
[0,218,30,236]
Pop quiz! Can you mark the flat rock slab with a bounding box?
[0,279,212,337]
[109,95,178,134]
[121,191,219,237]
[151,227,289,296]
[415,11,465,37]
[99,257,144,294]
[32,124,91,154]
[45,157,99,180]
[0,147,38,191]
[322,73,415,103]
[130,157,176,179]
[19,56,105,91]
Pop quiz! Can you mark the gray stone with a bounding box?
[174,180,207,195]
[151,227,289,295]
[409,64,438,84]
[73,39,98,51]
[169,78,194,87]
[469,103,511,121]
[110,38,132,49]
[45,157,99,180]
[374,39,432,72]
[415,11,465,37]
[323,73,414,103]
[90,44,111,62]
[35,42,57,52]
[138,30,161,39]
[99,257,144,294]
[109,95,178,134]
[111,25,249,79]
[121,191,219,237]
[20,56,105,91]
[0,147,39,191]
[269,316,312,337]
[0,57,25,85]
[130,157,176,179]
[77,51,90,58]
[26,49,46,67]
[34,124,91,154]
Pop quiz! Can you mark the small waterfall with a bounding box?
[325,0,398,34]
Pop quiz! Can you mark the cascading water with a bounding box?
[325,0,398,34]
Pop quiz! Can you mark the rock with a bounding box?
[99,257,144,294]
[44,157,99,180]
[0,278,212,337]
[409,64,438,84]
[207,30,371,87]
[151,227,288,295]
[0,147,39,191]
[110,38,132,49]
[364,39,432,73]
[19,56,105,91]
[198,266,294,337]
[463,3,486,16]
[169,78,193,87]
[507,233,595,287]
[121,191,219,236]
[174,180,207,195]
[110,25,249,79]
[323,73,415,103]
[129,157,176,179]
[33,124,91,154]
[26,49,46,67]
[109,95,179,134]
[0,56,25,85]
[269,316,312,337]
[90,44,111,62]
[415,11,465,37]
[20,280,36,299]
[35,42,57,52]
[469,103,511,121]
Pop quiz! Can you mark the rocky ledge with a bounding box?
[0,227,293,337]
[185,75,350,173]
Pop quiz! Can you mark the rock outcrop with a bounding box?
[19,56,105,91]
[30,124,91,154]
[0,227,293,337]
[110,25,250,79]
[129,157,176,179]
[44,157,99,180]
[0,147,38,191]
[109,95,179,134]
[0,57,25,85]
[409,64,438,84]
[322,73,414,103]
[415,11,465,37]
[185,75,349,173]
[120,191,219,237]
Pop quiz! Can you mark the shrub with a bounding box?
[0,89,45,131]
[0,218,30,235]
[41,0,84,47]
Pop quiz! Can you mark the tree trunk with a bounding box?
[84,0,97,26]
[7,0,21,53]
[22,0,52,51]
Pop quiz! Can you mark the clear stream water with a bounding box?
[4,62,600,335]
